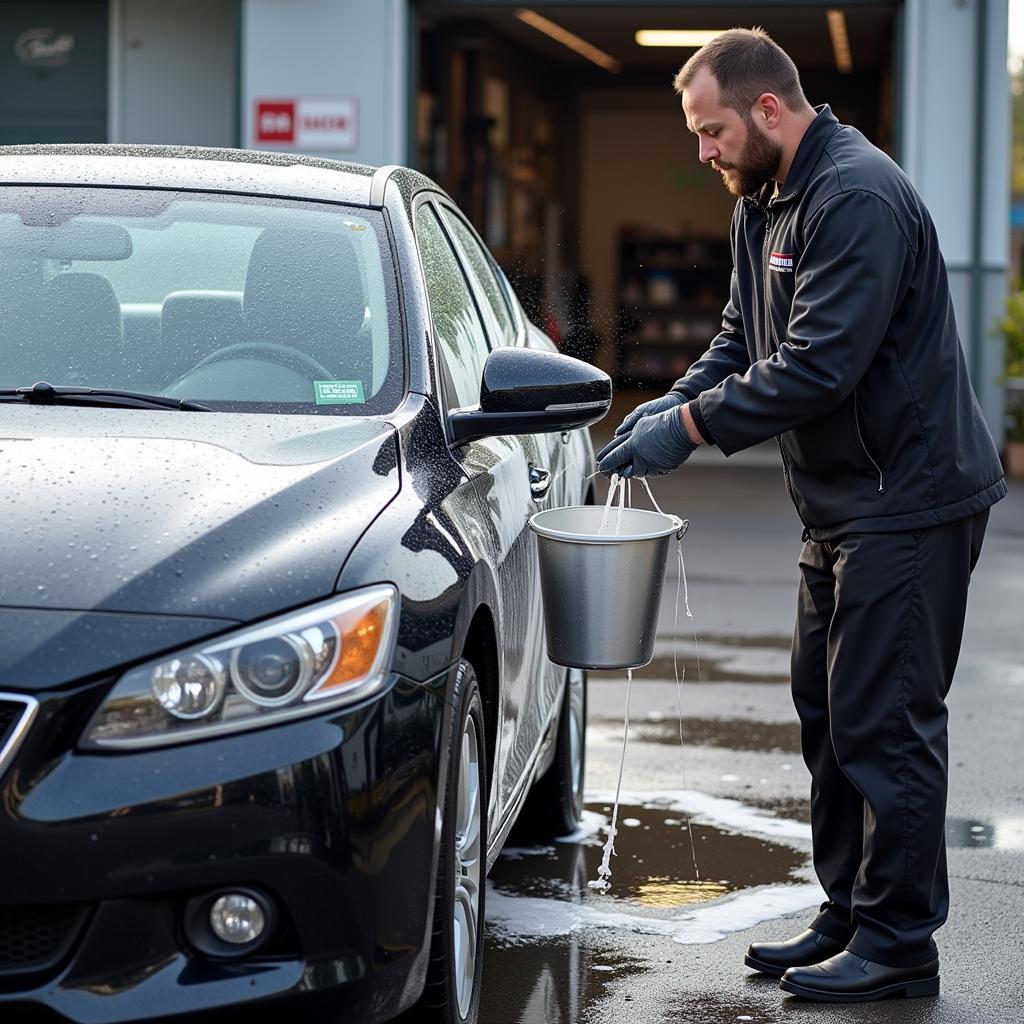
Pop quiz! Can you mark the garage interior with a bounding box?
[414,3,898,388]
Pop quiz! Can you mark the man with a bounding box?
[598,28,1005,1004]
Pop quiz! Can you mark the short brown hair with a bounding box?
[674,27,807,119]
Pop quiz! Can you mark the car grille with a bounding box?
[0,700,22,740]
[0,904,90,976]
[0,693,37,780]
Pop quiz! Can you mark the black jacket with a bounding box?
[673,105,1006,540]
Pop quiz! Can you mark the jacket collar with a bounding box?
[743,104,840,211]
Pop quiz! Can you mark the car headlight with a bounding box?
[82,585,398,749]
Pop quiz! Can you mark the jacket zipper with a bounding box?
[775,436,808,530]
[762,206,773,354]
[766,205,809,535]
[852,396,885,493]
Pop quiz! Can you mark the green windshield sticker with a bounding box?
[314,380,365,405]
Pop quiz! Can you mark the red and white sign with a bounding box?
[254,97,358,151]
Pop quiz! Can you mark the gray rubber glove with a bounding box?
[612,391,686,438]
[597,405,698,479]
[597,392,686,465]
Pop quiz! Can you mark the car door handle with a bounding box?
[529,464,552,500]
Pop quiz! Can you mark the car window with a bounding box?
[439,206,516,347]
[414,202,490,409]
[0,186,403,415]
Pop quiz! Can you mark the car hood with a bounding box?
[0,406,400,622]
[0,607,240,690]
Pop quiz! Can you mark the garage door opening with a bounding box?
[414,3,898,388]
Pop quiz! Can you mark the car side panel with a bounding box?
[335,396,488,683]
[520,323,577,721]
[457,430,550,823]
[336,396,550,830]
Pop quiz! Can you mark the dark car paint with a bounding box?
[374,170,592,857]
[337,390,578,865]
[0,407,399,622]
[0,608,236,689]
[0,149,600,1023]
[2,672,449,1023]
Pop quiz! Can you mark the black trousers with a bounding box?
[791,511,989,968]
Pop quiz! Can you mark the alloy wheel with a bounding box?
[567,667,586,808]
[453,712,482,1018]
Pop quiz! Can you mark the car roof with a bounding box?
[0,144,441,209]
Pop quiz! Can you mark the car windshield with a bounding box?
[0,186,403,415]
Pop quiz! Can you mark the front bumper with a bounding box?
[0,669,451,1023]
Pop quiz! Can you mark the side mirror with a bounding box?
[449,347,611,445]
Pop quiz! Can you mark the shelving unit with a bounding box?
[615,233,732,386]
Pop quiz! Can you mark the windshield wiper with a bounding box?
[0,381,212,411]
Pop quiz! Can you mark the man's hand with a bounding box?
[610,392,685,438]
[597,405,698,478]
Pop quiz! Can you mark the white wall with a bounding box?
[241,0,407,166]
[110,0,237,147]
[901,0,1010,443]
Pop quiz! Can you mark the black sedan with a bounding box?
[0,145,610,1024]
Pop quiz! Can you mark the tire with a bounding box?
[515,667,587,839]
[417,658,487,1024]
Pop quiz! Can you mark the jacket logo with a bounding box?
[769,251,794,273]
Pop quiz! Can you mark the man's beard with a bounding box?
[714,119,782,197]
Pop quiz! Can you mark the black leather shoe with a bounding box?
[779,950,940,1002]
[744,929,846,978]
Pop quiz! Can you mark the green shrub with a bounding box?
[998,289,1024,378]
[998,289,1024,441]
[1006,389,1024,443]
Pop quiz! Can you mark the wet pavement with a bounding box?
[476,415,1024,1023]
[479,934,648,1024]
[945,817,1024,850]
[481,794,819,1022]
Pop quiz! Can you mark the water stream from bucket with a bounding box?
[587,474,702,892]
[587,664,632,892]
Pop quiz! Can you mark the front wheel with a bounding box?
[417,659,487,1024]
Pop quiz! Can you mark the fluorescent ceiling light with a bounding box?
[514,8,622,74]
[826,9,853,74]
[635,30,727,48]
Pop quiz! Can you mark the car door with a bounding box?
[436,204,569,730]
[413,198,552,834]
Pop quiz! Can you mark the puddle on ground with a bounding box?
[479,799,818,1024]
[480,934,647,1024]
[494,803,806,910]
[946,817,1024,849]
[592,636,791,685]
[592,716,802,754]
[476,805,1022,1024]
[747,797,811,824]
[695,635,792,650]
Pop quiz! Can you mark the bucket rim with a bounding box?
[529,505,683,544]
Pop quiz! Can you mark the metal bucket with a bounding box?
[528,505,685,670]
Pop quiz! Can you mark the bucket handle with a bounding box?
[638,477,688,541]
[543,473,690,539]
